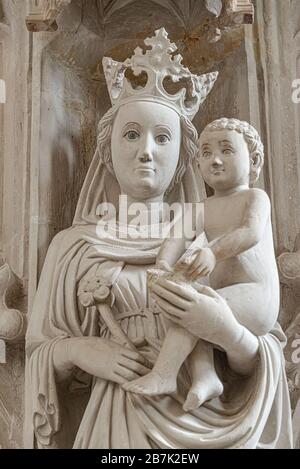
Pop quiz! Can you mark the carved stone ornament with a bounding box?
[204,0,254,42]
[278,234,300,419]
[26,0,72,32]
[278,233,300,288]
[285,313,300,401]
[25,0,254,36]
[225,0,254,24]
[0,264,24,342]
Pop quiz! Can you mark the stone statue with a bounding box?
[25,28,293,449]
[125,118,280,414]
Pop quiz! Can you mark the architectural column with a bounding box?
[0,0,31,448]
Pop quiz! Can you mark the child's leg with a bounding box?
[123,322,198,396]
[182,281,273,411]
[215,282,276,337]
[183,340,223,411]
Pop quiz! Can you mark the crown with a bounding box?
[102,28,218,121]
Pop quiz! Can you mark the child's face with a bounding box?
[199,129,250,192]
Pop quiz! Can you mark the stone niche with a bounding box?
[0,0,300,449]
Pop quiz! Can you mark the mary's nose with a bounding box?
[139,152,153,163]
[138,136,154,162]
[212,154,223,167]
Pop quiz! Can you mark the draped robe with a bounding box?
[25,223,293,449]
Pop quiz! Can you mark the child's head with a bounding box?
[198,118,264,192]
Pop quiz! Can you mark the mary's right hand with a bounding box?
[64,337,152,385]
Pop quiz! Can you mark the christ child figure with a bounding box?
[124,118,280,412]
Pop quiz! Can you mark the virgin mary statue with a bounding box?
[24,28,292,449]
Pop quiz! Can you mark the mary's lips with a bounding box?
[210,168,225,174]
[135,167,155,172]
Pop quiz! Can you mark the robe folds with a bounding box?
[24,224,293,449]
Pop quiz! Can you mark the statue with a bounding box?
[25,28,293,449]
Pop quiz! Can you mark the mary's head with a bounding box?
[73,28,217,225]
[97,100,199,202]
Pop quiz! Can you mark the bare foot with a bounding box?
[183,372,223,412]
[122,370,177,396]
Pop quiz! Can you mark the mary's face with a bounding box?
[111,101,181,201]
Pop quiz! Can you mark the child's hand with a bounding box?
[155,259,173,272]
[185,247,217,280]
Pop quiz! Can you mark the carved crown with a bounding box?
[102,28,218,121]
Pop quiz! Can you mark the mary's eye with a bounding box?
[223,148,233,156]
[156,134,170,144]
[125,130,140,141]
[202,151,212,159]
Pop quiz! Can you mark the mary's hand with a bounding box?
[151,279,244,351]
[55,337,152,385]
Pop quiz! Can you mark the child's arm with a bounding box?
[210,189,270,262]
[156,237,186,271]
[184,189,270,280]
[156,203,204,271]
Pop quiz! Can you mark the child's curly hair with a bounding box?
[200,118,264,184]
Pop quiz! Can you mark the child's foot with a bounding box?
[122,371,177,396]
[183,372,223,412]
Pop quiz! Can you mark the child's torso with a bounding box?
[203,192,279,290]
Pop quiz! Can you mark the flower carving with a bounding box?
[78,277,115,308]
